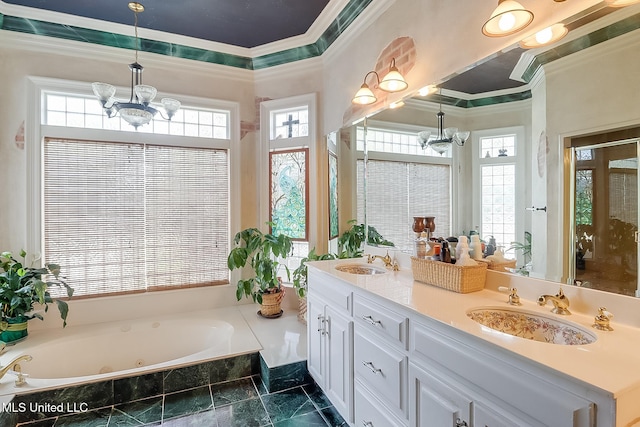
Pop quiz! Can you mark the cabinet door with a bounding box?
[409,363,471,427]
[474,402,539,427]
[307,295,325,385]
[325,305,354,423]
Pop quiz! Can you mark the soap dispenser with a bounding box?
[470,235,483,260]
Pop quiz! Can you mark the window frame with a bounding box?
[26,76,241,282]
[471,126,525,256]
[355,120,456,249]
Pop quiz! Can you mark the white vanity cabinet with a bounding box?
[353,293,410,425]
[410,318,596,427]
[307,270,354,423]
[307,261,619,427]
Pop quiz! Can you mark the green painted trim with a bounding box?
[522,12,640,83]
[0,0,374,70]
[427,91,532,108]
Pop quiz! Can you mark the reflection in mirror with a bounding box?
[570,140,639,297]
[334,4,640,296]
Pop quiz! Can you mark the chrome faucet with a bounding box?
[366,251,399,271]
[538,288,571,315]
[0,355,32,384]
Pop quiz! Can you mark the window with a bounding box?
[356,124,452,252]
[474,128,524,254]
[261,95,316,278]
[270,149,309,240]
[45,92,230,138]
[28,78,238,298]
[44,139,229,297]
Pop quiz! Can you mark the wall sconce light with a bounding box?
[352,58,408,105]
[605,0,640,6]
[519,23,568,48]
[482,0,534,37]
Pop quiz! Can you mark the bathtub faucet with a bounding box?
[0,355,32,383]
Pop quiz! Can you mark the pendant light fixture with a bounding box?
[352,58,408,105]
[519,23,568,48]
[418,89,470,155]
[482,0,534,37]
[92,2,180,129]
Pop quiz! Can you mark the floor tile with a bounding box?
[214,397,270,427]
[159,409,217,427]
[163,386,213,421]
[55,408,111,426]
[212,378,258,407]
[260,387,316,424]
[109,396,163,426]
[303,382,332,410]
[273,410,328,426]
[253,375,269,396]
[15,419,56,427]
[319,406,348,427]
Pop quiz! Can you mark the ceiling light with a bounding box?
[92,2,180,129]
[604,0,640,6]
[418,90,470,155]
[351,58,408,105]
[418,85,437,97]
[519,23,568,48]
[482,0,534,37]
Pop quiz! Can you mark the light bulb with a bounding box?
[535,27,553,45]
[498,12,516,31]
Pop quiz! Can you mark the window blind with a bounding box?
[357,160,451,252]
[44,138,229,298]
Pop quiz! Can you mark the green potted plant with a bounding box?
[0,250,74,344]
[227,227,293,318]
[337,219,394,258]
[292,248,335,324]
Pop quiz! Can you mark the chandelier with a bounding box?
[418,90,470,155]
[92,2,180,129]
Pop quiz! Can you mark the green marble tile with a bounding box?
[215,397,270,427]
[109,396,162,426]
[163,386,213,421]
[273,410,329,427]
[15,419,56,427]
[160,409,217,427]
[303,382,332,410]
[114,372,163,404]
[54,408,111,427]
[212,377,258,407]
[319,406,348,427]
[209,353,256,384]
[252,44,321,70]
[253,375,269,396]
[261,387,316,424]
[164,363,210,394]
[14,381,113,423]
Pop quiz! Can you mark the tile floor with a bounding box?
[17,375,347,427]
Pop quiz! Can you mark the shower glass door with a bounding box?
[571,139,639,297]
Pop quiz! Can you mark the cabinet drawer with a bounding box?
[355,331,407,417]
[354,294,408,348]
[355,383,406,427]
[308,270,352,316]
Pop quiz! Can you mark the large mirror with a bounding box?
[334,4,640,297]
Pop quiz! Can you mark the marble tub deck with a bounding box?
[9,303,344,426]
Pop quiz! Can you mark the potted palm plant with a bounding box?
[227,227,293,318]
[0,250,74,344]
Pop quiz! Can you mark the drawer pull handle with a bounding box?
[362,315,381,326]
[362,361,382,375]
[362,422,374,427]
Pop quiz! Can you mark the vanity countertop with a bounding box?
[307,258,640,399]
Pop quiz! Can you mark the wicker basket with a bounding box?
[486,259,517,272]
[411,257,488,293]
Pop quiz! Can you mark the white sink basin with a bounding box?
[467,307,597,345]
[334,263,387,275]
